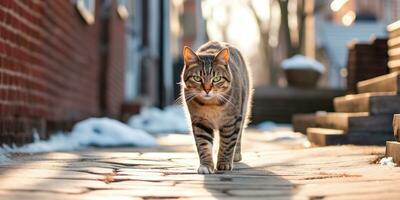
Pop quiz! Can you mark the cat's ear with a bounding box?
[214,48,230,65]
[183,46,198,65]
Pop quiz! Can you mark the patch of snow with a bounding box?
[257,121,311,148]
[128,105,190,134]
[281,55,325,73]
[316,110,328,116]
[0,151,9,165]
[379,157,397,167]
[257,121,292,132]
[2,118,157,153]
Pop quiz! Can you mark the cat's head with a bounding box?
[181,46,232,103]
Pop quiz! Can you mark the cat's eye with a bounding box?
[212,76,222,82]
[192,76,202,82]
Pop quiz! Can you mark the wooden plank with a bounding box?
[307,127,392,146]
[357,72,400,94]
[307,128,346,146]
[292,113,317,134]
[386,141,400,165]
[391,66,400,73]
[388,59,400,70]
[346,131,393,145]
[388,21,400,32]
[334,92,400,114]
[388,37,400,48]
[394,114,400,141]
[315,112,393,132]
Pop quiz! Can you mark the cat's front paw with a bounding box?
[216,162,233,171]
[197,165,215,174]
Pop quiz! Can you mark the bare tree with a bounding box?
[249,0,307,85]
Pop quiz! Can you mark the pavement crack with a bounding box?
[303,172,361,180]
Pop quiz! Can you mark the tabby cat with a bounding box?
[181,41,252,174]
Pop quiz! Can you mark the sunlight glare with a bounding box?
[342,10,356,26]
[251,0,270,22]
[202,0,261,56]
[268,0,281,47]
[330,0,348,12]
[227,1,260,55]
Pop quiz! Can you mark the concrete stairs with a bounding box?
[293,73,399,146]
[385,114,400,165]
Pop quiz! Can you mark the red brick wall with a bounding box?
[102,1,126,117]
[0,0,125,145]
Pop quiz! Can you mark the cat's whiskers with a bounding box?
[185,93,197,103]
[217,94,235,107]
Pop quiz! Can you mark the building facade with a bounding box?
[0,0,126,145]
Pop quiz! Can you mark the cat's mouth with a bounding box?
[199,91,214,99]
[202,95,214,100]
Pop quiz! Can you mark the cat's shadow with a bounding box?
[202,162,294,199]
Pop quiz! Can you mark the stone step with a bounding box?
[394,114,400,141]
[292,113,317,134]
[315,112,393,133]
[333,92,400,114]
[385,141,400,165]
[357,72,400,94]
[388,60,400,72]
[307,127,393,146]
[307,128,346,146]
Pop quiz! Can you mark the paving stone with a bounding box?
[88,187,227,198]
[1,130,400,199]
[0,178,107,194]
[226,189,294,197]
[0,168,103,180]
[0,191,140,200]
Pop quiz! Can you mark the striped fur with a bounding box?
[180,41,253,174]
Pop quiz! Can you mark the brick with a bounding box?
[0,0,125,145]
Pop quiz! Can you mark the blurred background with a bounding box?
[0,0,399,146]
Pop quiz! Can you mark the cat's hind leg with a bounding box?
[233,129,243,162]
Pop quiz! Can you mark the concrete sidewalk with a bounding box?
[0,130,399,199]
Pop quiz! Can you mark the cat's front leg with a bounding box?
[192,122,215,174]
[217,119,241,171]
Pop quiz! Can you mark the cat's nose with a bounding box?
[203,83,212,94]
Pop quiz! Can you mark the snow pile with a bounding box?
[257,121,311,147]
[281,55,325,73]
[263,130,308,142]
[2,118,157,153]
[128,105,190,134]
[257,121,292,132]
[0,151,9,165]
[379,157,397,167]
